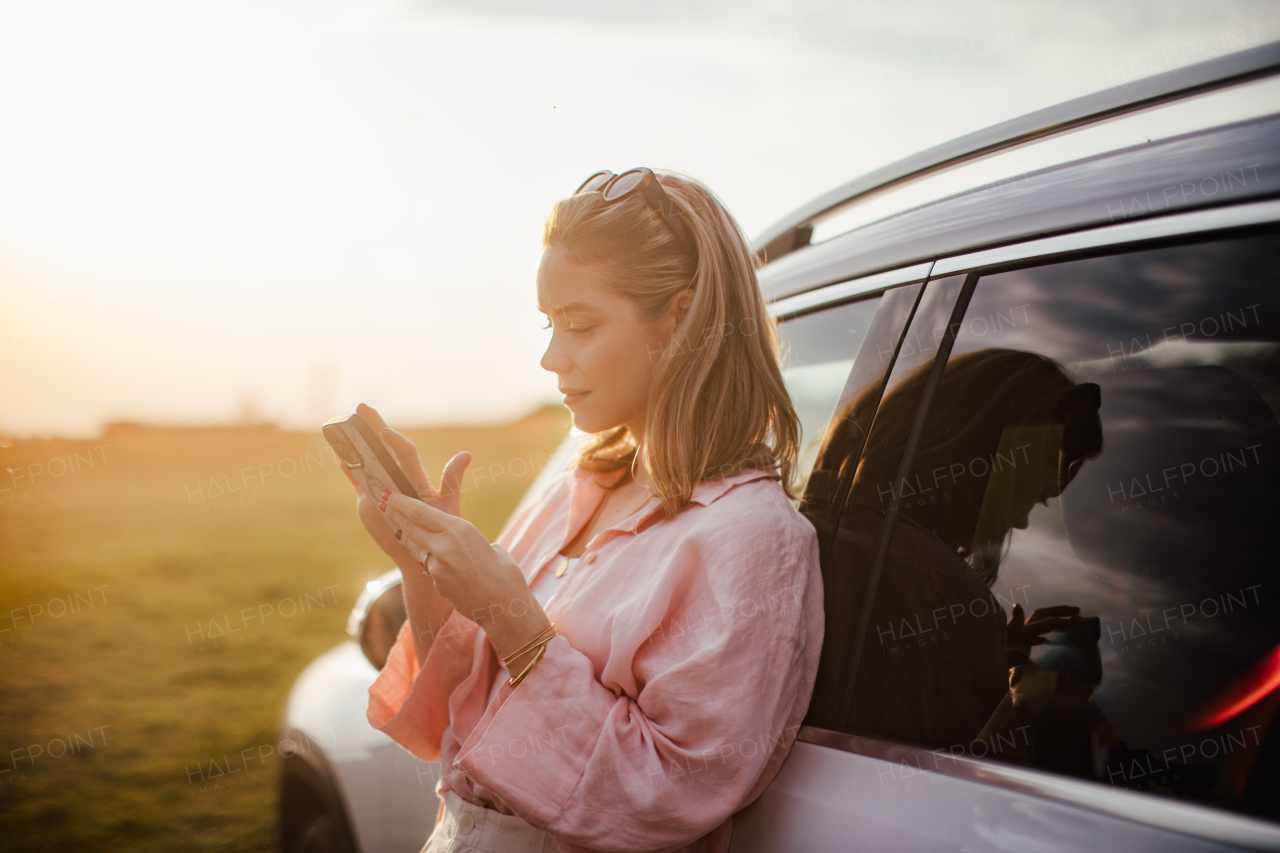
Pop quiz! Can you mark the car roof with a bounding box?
[757,40,1280,303]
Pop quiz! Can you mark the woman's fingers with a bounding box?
[381,428,435,497]
[1024,617,1077,639]
[355,402,470,514]
[381,493,458,565]
[380,493,494,593]
[356,402,390,433]
[439,452,472,506]
[1027,605,1080,621]
[383,492,455,533]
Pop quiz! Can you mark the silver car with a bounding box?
[280,39,1280,853]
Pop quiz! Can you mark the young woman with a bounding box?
[346,168,823,853]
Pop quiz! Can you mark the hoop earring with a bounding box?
[628,441,643,484]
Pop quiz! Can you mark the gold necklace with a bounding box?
[553,480,652,577]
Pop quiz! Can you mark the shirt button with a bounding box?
[584,552,597,563]
[458,812,475,835]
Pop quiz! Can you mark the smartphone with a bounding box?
[323,413,421,507]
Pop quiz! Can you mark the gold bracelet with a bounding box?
[507,642,548,687]
[500,623,555,665]
[499,622,556,667]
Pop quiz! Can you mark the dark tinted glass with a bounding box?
[804,278,976,729]
[777,296,883,498]
[851,232,1280,819]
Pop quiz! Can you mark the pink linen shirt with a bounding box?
[367,464,824,853]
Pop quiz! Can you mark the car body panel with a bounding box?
[390,744,443,851]
[728,741,1250,853]
[286,640,442,853]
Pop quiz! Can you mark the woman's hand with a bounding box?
[1005,603,1079,667]
[379,491,551,668]
[340,403,472,569]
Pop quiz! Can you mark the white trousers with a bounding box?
[421,789,558,853]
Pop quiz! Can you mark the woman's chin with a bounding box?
[569,410,620,435]
[570,414,604,433]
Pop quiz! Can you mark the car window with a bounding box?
[803,274,966,728]
[843,231,1280,821]
[776,296,884,498]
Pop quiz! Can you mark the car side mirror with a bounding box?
[347,568,406,670]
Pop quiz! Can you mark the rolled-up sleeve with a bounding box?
[367,609,483,762]
[453,508,822,853]
[367,491,554,761]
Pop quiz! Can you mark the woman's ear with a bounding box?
[670,288,695,326]
[657,288,696,342]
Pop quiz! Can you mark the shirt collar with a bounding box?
[568,465,781,537]
[688,467,781,506]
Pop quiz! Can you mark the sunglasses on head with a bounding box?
[574,168,696,255]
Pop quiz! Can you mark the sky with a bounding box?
[1,0,1276,436]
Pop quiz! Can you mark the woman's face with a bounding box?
[537,247,681,437]
[972,425,1065,543]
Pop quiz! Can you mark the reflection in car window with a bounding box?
[777,297,882,497]
[800,280,940,727]
[842,232,1280,820]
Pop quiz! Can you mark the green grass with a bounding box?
[0,406,569,851]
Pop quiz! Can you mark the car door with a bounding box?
[732,225,1280,851]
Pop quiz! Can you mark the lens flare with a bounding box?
[1187,644,1280,730]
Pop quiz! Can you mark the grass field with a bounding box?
[0,406,569,852]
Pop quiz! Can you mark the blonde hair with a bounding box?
[543,171,799,517]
